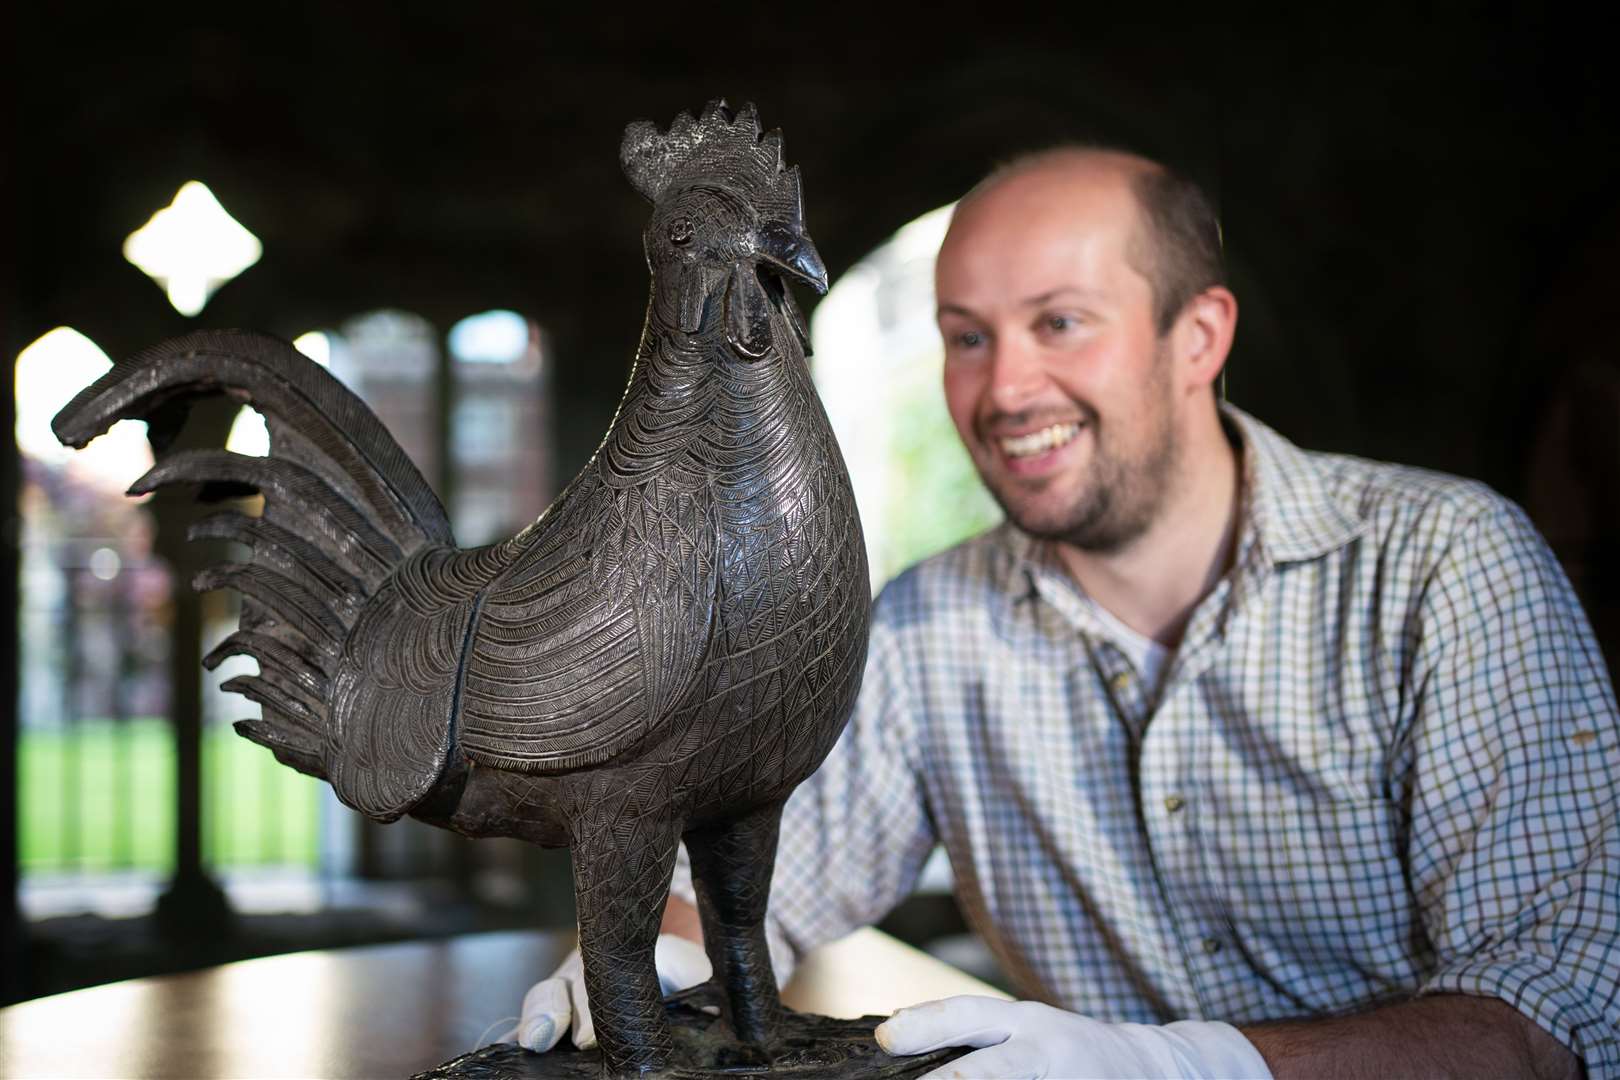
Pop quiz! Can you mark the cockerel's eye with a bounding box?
[667,216,695,246]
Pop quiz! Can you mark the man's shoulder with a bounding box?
[1233,407,1526,566]
[873,521,1020,630]
[1305,446,1526,558]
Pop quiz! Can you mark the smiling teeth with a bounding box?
[1000,423,1082,458]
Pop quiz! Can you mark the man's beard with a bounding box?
[984,351,1179,554]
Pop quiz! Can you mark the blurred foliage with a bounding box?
[874,365,1001,585]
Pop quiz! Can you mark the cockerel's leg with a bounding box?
[685,800,786,1046]
[569,807,683,1076]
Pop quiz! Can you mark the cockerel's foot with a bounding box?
[685,976,781,1049]
[708,1040,774,1072]
[729,1010,780,1049]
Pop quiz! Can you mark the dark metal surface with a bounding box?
[52,101,869,1077]
[416,986,964,1080]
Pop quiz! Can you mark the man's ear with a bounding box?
[1173,286,1238,392]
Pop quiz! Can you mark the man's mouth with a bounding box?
[997,422,1083,459]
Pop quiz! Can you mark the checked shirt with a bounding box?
[709,406,1620,1075]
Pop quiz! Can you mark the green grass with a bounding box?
[18,718,319,872]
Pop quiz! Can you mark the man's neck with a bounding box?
[1054,415,1242,651]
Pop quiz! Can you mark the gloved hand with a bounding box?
[501,933,712,1052]
[874,995,1272,1079]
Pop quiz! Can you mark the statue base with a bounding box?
[413,985,966,1078]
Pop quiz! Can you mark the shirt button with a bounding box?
[1202,936,1223,955]
[1164,795,1185,814]
[1109,670,1132,692]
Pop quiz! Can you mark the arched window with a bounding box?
[334,309,444,485]
[448,310,552,546]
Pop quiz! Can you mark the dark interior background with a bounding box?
[5,3,1617,1002]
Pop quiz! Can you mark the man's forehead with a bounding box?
[949,154,1143,241]
[968,147,1154,203]
[936,159,1145,303]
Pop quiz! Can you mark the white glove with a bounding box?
[874,995,1272,1079]
[501,933,712,1052]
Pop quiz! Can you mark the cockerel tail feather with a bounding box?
[188,511,367,602]
[194,564,348,656]
[233,719,327,780]
[52,330,469,823]
[205,630,329,707]
[53,329,454,547]
[133,449,403,579]
[221,675,324,732]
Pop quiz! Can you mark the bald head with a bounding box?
[948,147,1225,336]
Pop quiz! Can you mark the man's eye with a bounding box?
[956,330,985,349]
[1044,314,1074,332]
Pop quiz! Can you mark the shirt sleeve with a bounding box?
[669,587,940,983]
[1406,499,1620,1076]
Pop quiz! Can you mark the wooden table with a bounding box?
[0,928,1006,1078]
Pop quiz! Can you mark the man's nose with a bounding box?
[986,337,1044,411]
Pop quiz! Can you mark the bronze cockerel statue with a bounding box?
[54,102,871,1076]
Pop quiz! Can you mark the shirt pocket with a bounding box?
[1199,709,1426,1007]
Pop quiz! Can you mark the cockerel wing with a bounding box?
[327,544,505,821]
[458,468,720,774]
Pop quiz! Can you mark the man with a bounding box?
[511,148,1618,1078]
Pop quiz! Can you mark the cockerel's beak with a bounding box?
[757,221,829,295]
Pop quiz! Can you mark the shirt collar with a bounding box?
[1223,404,1365,565]
[997,404,1365,604]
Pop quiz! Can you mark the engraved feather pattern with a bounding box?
[53,101,871,1076]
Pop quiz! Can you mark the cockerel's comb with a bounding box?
[619,99,803,225]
